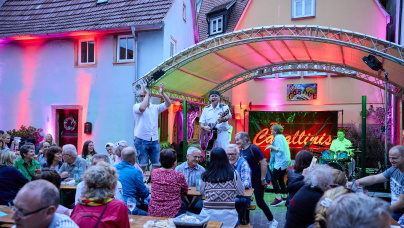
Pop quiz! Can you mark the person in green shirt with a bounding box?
[14,145,41,180]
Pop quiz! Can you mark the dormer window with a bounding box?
[210,16,223,35]
[206,0,236,36]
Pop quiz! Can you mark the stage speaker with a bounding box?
[362,55,382,71]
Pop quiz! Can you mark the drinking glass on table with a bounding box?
[126,198,136,222]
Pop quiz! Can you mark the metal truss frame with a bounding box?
[214,61,402,95]
[136,25,404,103]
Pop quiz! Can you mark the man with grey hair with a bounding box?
[75,154,123,204]
[327,194,391,228]
[10,180,78,228]
[115,147,149,215]
[226,144,252,224]
[349,145,404,221]
[59,144,88,178]
[175,146,205,213]
[285,164,334,228]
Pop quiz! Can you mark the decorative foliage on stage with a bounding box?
[249,111,338,158]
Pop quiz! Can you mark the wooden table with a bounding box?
[0,207,13,225]
[187,187,254,197]
[60,184,77,190]
[129,215,222,228]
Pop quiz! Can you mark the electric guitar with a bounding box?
[200,109,230,151]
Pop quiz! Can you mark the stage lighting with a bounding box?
[362,55,383,71]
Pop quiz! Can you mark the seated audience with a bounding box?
[113,140,128,165]
[348,145,404,221]
[226,144,252,225]
[71,162,129,228]
[1,133,13,151]
[0,150,28,205]
[75,154,123,204]
[327,194,391,228]
[105,142,117,165]
[286,150,313,208]
[309,186,353,228]
[174,146,205,214]
[0,138,10,152]
[14,145,41,180]
[59,144,88,178]
[32,168,71,216]
[115,147,149,215]
[78,140,97,166]
[200,147,244,228]
[10,180,78,228]
[37,142,51,166]
[285,164,334,228]
[39,133,57,148]
[331,168,347,186]
[42,146,63,172]
[148,149,188,217]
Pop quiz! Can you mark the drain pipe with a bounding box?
[131,26,138,82]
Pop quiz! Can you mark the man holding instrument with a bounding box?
[200,90,232,150]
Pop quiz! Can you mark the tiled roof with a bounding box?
[207,0,235,15]
[197,0,248,41]
[0,0,173,38]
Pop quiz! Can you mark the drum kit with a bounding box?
[308,144,361,178]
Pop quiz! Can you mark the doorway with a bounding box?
[51,105,83,151]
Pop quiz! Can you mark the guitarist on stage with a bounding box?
[200,90,232,150]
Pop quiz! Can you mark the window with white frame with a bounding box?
[170,37,177,57]
[279,71,301,78]
[305,63,327,76]
[183,3,186,22]
[117,35,134,63]
[210,16,223,35]
[292,0,315,19]
[79,39,95,65]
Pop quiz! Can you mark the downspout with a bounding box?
[131,26,138,81]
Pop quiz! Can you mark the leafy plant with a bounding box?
[345,123,392,168]
[6,125,44,146]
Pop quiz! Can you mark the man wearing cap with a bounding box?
[200,90,232,150]
[133,83,171,172]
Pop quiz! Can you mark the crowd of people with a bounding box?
[0,86,399,228]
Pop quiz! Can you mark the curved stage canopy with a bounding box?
[135,25,404,104]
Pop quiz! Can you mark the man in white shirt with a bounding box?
[200,90,232,150]
[133,83,171,172]
[11,180,78,228]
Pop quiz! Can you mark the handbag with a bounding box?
[249,145,272,183]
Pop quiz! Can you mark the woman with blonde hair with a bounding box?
[0,150,28,204]
[71,162,129,227]
[310,186,353,228]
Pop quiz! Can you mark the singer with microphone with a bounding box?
[200,90,232,150]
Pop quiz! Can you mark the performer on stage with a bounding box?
[200,90,232,150]
[330,130,353,156]
[330,129,355,176]
[133,83,171,172]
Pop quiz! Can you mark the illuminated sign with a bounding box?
[249,111,338,158]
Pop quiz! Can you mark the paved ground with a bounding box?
[249,191,287,228]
